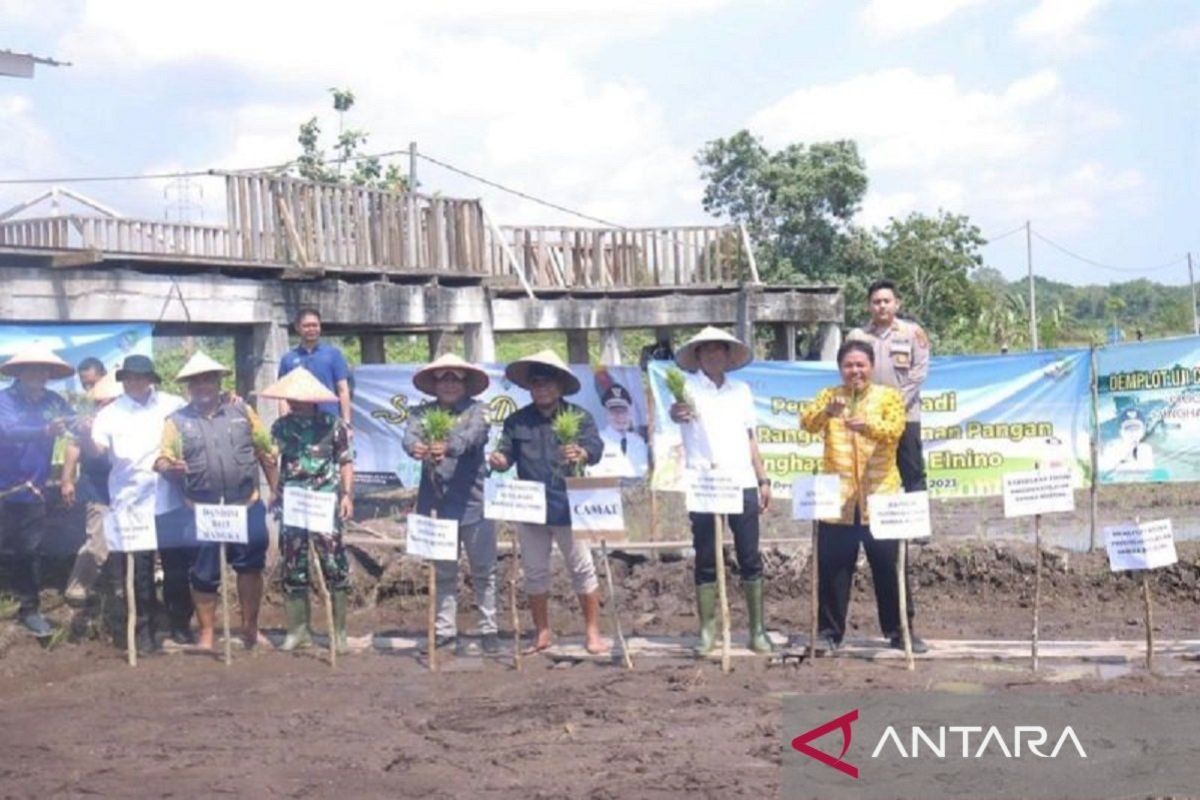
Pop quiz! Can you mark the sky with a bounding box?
[1,0,1197,286]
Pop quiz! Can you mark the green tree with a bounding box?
[294,88,407,190]
[875,210,986,341]
[696,131,869,284]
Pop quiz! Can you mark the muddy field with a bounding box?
[3,484,1200,798]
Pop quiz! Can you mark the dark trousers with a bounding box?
[817,517,914,642]
[690,488,763,585]
[2,500,47,615]
[898,422,926,492]
[125,548,196,630]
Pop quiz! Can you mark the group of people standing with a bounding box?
[1,280,931,659]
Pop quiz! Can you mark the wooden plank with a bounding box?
[247,176,261,261]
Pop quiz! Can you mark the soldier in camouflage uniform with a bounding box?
[261,367,355,653]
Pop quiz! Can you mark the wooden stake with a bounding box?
[219,544,231,667]
[508,522,522,671]
[309,535,337,668]
[897,540,914,671]
[427,561,438,672]
[600,540,633,670]
[809,520,819,662]
[714,515,732,674]
[125,552,137,668]
[1141,571,1154,673]
[1031,513,1042,672]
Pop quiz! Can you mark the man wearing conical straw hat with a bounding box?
[669,327,774,655]
[260,367,355,653]
[403,353,497,656]
[155,352,279,651]
[0,343,74,638]
[487,349,608,655]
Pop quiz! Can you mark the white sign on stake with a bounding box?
[484,477,547,524]
[194,503,249,544]
[406,513,459,561]
[1105,519,1178,572]
[283,485,338,535]
[685,468,743,514]
[566,476,626,541]
[103,505,158,552]
[1002,468,1076,518]
[791,475,842,521]
[868,491,932,540]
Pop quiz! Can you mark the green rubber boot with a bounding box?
[694,582,718,657]
[280,593,312,652]
[743,579,774,654]
[331,589,349,655]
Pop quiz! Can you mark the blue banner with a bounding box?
[648,348,1093,499]
[351,363,649,486]
[1096,335,1200,484]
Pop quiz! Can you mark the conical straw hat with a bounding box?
[674,326,753,372]
[87,372,123,402]
[259,366,338,404]
[413,353,489,397]
[0,343,74,380]
[175,351,231,381]
[504,349,581,395]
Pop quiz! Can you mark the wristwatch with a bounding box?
[757,478,770,487]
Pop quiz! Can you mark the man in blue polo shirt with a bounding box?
[277,307,352,428]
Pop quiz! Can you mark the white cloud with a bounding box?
[0,95,59,186]
[1014,0,1109,51]
[749,67,1145,237]
[44,0,730,227]
[859,0,990,37]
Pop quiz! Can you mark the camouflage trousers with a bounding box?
[280,526,350,595]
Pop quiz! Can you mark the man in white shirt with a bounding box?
[668,327,773,655]
[87,355,194,653]
[590,383,649,479]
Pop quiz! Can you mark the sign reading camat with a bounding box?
[1001,467,1075,518]
[1105,519,1178,571]
[194,503,249,544]
[484,477,547,524]
[565,476,626,542]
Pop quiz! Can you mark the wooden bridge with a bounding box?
[0,172,757,290]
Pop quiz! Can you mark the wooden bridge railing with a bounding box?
[491,224,750,288]
[0,215,229,257]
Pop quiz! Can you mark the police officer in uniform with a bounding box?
[849,279,930,492]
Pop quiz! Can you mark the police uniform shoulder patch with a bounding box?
[912,323,929,348]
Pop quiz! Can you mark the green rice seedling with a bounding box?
[421,407,457,444]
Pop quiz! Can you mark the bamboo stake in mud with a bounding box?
[1141,571,1154,673]
[809,519,819,662]
[219,543,232,667]
[125,552,137,668]
[309,535,337,668]
[508,522,522,671]
[897,540,914,671]
[1031,513,1042,672]
[714,514,732,674]
[427,509,439,673]
[600,539,633,670]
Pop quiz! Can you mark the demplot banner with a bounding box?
[351,363,649,487]
[1095,335,1200,484]
[648,348,1092,500]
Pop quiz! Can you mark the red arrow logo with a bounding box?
[791,709,859,779]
